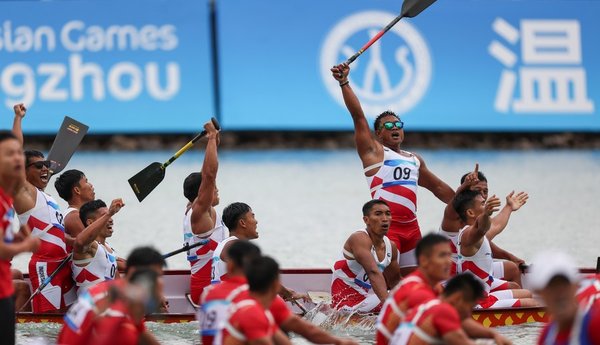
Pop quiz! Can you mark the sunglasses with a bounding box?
[380,121,404,130]
[26,160,51,169]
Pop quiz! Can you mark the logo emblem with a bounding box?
[321,11,432,118]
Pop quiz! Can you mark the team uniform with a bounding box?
[331,229,393,313]
[376,270,437,345]
[367,147,421,268]
[18,189,76,312]
[86,299,146,345]
[211,235,239,284]
[63,206,78,253]
[72,242,118,294]
[58,279,129,345]
[214,297,279,345]
[537,301,600,345]
[577,275,600,311]
[0,187,18,344]
[439,227,520,309]
[389,299,462,345]
[183,207,228,303]
[199,276,292,345]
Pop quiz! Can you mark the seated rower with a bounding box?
[215,255,291,345]
[389,273,485,345]
[72,199,124,294]
[201,241,358,345]
[440,189,538,308]
[376,234,511,345]
[331,200,400,313]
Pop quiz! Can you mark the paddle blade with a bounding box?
[128,162,165,202]
[47,116,89,175]
[401,0,437,18]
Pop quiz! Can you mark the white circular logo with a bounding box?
[320,11,432,118]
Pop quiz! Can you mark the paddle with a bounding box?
[128,117,220,202]
[18,253,73,312]
[162,240,209,260]
[344,0,438,65]
[47,116,89,176]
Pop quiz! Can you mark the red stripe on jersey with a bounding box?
[74,268,101,284]
[334,260,356,279]
[462,261,493,285]
[382,185,417,205]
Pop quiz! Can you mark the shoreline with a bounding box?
[20,131,600,151]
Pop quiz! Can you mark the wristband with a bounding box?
[339,80,349,87]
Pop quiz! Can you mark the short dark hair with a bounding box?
[226,240,261,269]
[79,199,107,225]
[0,131,17,144]
[127,268,160,313]
[362,199,389,216]
[183,172,201,203]
[25,150,44,166]
[54,169,85,202]
[415,234,450,265]
[460,171,487,184]
[452,190,482,223]
[443,273,485,302]
[126,246,166,273]
[245,256,279,293]
[222,202,251,230]
[373,110,400,131]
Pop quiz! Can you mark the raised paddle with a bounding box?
[162,240,209,260]
[128,117,220,202]
[18,253,73,312]
[344,0,438,65]
[47,116,89,176]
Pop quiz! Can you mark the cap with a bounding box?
[528,251,579,290]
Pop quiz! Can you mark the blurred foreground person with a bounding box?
[0,130,40,345]
[58,246,165,345]
[389,273,485,345]
[532,251,600,345]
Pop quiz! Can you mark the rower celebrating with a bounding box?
[212,202,258,283]
[0,131,40,345]
[201,241,358,345]
[389,273,486,345]
[182,119,228,304]
[440,189,538,308]
[11,103,76,312]
[331,64,454,276]
[215,255,291,345]
[71,199,124,294]
[54,170,96,239]
[331,200,400,313]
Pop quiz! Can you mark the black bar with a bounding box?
[209,0,222,122]
[596,257,600,273]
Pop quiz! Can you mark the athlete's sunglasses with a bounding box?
[26,160,51,169]
[380,121,404,130]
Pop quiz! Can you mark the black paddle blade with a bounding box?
[47,116,89,175]
[128,162,165,202]
[401,0,437,18]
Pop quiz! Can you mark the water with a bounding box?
[12,149,600,344]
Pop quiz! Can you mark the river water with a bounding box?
[12,149,600,344]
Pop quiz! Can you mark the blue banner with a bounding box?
[0,0,213,133]
[219,0,600,131]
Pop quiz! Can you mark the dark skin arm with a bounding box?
[73,199,124,253]
[441,164,479,232]
[459,196,500,256]
[190,121,219,235]
[383,242,401,289]
[11,103,26,145]
[415,153,454,204]
[347,232,388,302]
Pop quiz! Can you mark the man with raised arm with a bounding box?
[444,166,528,287]
[71,199,124,294]
[54,169,96,239]
[331,64,454,276]
[0,131,40,345]
[182,119,228,304]
[10,103,76,312]
[331,200,400,313]
[440,189,538,308]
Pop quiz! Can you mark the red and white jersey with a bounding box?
[211,235,238,284]
[366,147,420,224]
[72,243,118,293]
[214,298,278,345]
[376,270,437,345]
[331,229,393,306]
[183,208,228,275]
[18,189,66,261]
[390,299,461,345]
[453,227,495,292]
[0,187,17,299]
[438,227,459,275]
